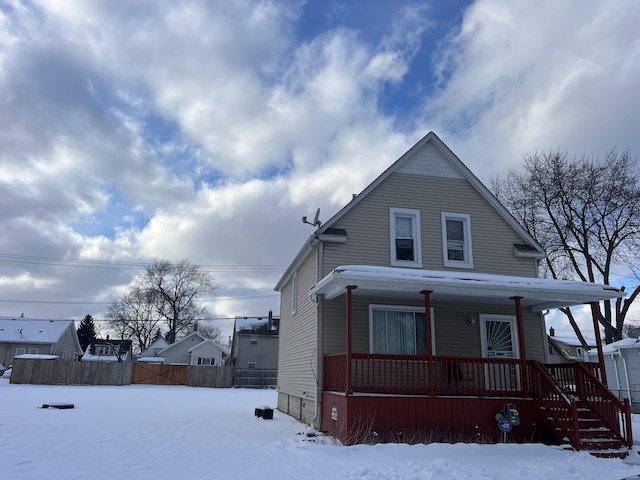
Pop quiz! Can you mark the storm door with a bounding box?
[480,315,520,391]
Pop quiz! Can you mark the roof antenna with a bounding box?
[302,208,322,227]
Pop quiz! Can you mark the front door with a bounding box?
[480,315,520,391]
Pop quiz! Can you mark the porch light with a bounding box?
[467,315,477,325]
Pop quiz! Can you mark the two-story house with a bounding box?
[274,132,631,454]
[230,312,279,370]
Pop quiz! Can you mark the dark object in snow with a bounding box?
[254,407,273,419]
[41,402,75,409]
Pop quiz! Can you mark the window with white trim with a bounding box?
[291,271,298,314]
[390,208,422,267]
[248,355,256,369]
[250,335,258,345]
[369,305,435,355]
[27,348,39,354]
[197,357,215,366]
[15,347,26,356]
[441,212,473,268]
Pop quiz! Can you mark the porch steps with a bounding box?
[540,400,629,459]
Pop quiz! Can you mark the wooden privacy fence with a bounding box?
[234,368,278,388]
[131,364,234,387]
[10,359,242,389]
[132,363,188,385]
[10,358,132,386]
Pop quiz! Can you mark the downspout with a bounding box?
[620,351,632,401]
[309,237,322,426]
[612,353,621,396]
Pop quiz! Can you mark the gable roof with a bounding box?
[187,338,229,356]
[0,317,75,344]
[275,131,545,291]
[158,331,207,354]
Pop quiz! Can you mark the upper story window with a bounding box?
[390,208,422,267]
[250,335,258,345]
[441,212,473,268]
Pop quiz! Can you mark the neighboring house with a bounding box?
[0,316,83,367]
[230,311,279,370]
[137,337,170,363]
[547,327,596,363]
[82,338,133,363]
[274,131,631,453]
[587,337,640,413]
[159,331,229,366]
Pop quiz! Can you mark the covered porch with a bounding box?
[312,266,632,451]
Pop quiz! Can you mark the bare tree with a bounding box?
[493,149,640,345]
[104,287,164,354]
[197,322,222,342]
[136,259,217,343]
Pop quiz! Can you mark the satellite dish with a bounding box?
[302,208,322,227]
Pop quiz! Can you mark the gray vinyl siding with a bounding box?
[234,334,278,370]
[278,248,319,401]
[322,173,537,278]
[321,296,546,363]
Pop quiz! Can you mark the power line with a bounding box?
[0,253,287,273]
[0,294,279,305]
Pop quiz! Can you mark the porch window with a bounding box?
[369,306,435,355]
[441,212,473,268]
[390,208,422,267]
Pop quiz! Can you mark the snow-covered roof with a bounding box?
[0,317,74,344]
[15,354,58,360]
[309,265,625,311]
[588,337,639,355]
[137,356,165,363]
[548,335,596,347]
[234,316,278,333]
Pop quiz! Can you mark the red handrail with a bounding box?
[574,362,633,447]
[529,361,579,449]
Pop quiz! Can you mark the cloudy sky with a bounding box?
[1,0,639,337]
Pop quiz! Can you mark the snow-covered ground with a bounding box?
[2,378,640,480]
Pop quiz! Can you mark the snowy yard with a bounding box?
[2,378,640,480]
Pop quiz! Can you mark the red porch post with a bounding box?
[590,301,608,386]
[420,290,435,396]
[511,296,529,396]
[346,285,357,395]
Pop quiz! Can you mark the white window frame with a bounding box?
[197,357,215,366]
[368,305,436,355]
[291,270,298,315]
[441,212,474,269]
[389,208,422,268]
[248,356,256,369]
[15,347,26,356]
[250,335,258,345]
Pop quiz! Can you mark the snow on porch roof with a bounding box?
[309,266,625,311]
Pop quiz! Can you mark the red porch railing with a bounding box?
[530,361,580,449]
[574,362,633,448]
[324,353,525,396]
